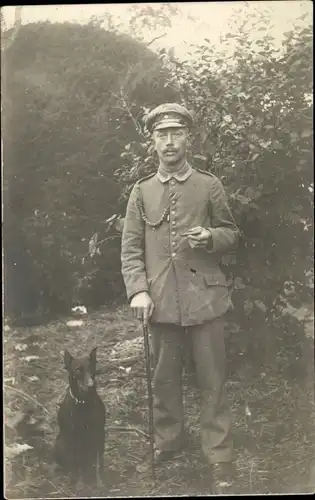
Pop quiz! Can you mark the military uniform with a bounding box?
[121,103,239,465]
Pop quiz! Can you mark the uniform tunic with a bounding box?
[121,162,239,326]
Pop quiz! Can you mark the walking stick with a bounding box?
[142,319,156,485]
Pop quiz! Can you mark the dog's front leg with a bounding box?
[81,451,98,485]
[64,439,81,486]
[68,459,80,487]
[96,449,106,487]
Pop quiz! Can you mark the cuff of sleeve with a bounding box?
[206,228,214,251]
[206,227,225,253]
[207,227,239,253]
[128,288,149,303]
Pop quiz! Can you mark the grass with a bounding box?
[4,305,315,498]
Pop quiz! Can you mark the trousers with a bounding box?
[150,318,233,464]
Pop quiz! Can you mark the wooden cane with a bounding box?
[142,320,156,485]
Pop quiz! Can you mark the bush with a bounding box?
[3,16,313,330]
[116,16,313,330]
[2,21,178,320]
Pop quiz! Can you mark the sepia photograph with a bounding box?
[2,1,314,497]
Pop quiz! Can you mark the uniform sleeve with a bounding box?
[121,183,149,301]
[207,178,240,253]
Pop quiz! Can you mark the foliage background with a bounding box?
[2,5,313,331]
[2,4,314,497]
[2,17,177,320]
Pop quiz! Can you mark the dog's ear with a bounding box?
[64,349,74,370]
[89,347,97,370]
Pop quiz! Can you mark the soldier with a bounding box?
[121,103,239,492]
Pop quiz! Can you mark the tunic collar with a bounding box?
[157,162,193,184]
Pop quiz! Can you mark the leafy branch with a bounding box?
[146,32,167,47]
[113,87,145,137]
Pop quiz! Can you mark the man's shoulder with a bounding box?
[193,167,220,183]
[129,173,156,196]
[134,172,158,192]
[194,167,215,178]
[137,172,157,185]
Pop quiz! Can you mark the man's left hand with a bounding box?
[183,226,212,249]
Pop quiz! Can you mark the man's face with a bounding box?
[152,127,189,168]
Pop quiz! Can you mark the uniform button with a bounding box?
[172,252,176,257]
[172,231,176,235]
[172,221,176,226]
[172,241,176,246]
[171,210,175,215]
[172,200,176,205]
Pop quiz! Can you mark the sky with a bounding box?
[1,2,313,59]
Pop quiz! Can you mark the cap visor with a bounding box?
[154,122,187,131]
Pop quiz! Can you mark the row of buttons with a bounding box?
[170,180,177,257]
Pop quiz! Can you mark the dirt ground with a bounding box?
[4,305,315,498]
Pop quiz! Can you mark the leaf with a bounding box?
[229,323,240,334]
[238,92,249,99]
[114,218,125,232]
[231,193,251,205]
[273,141,283,150]
[254,300,267,313]
[290,132,299,142]
[293,306,312,323]
[88,233,98,257]
[71,305,88,316]
[5,443,33,459]
[23,355,40,362]
[66,320,84,327]
[5,411,26,431]
[223,114,233,123]
[193,154,208,161]
[234,277,246,289]
[105,214,117,223]
[4,377,15,385]
[244,300,254,315]
[244,187,256,199]
[221,254,237,265]
[251,153,260,162]
[301,129,312,138]
[249,143,260,152]
[305,320,314,339]
[259,140,271,149]
[245,404,252,417]
[14,343,28,352]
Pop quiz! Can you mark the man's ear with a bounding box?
[186,131,192,145]
[150,133,157,152]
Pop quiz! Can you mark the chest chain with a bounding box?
[139,203,170,229]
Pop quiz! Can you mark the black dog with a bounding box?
[53,347,106,484]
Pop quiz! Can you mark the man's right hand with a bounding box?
[130,291,154,325]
